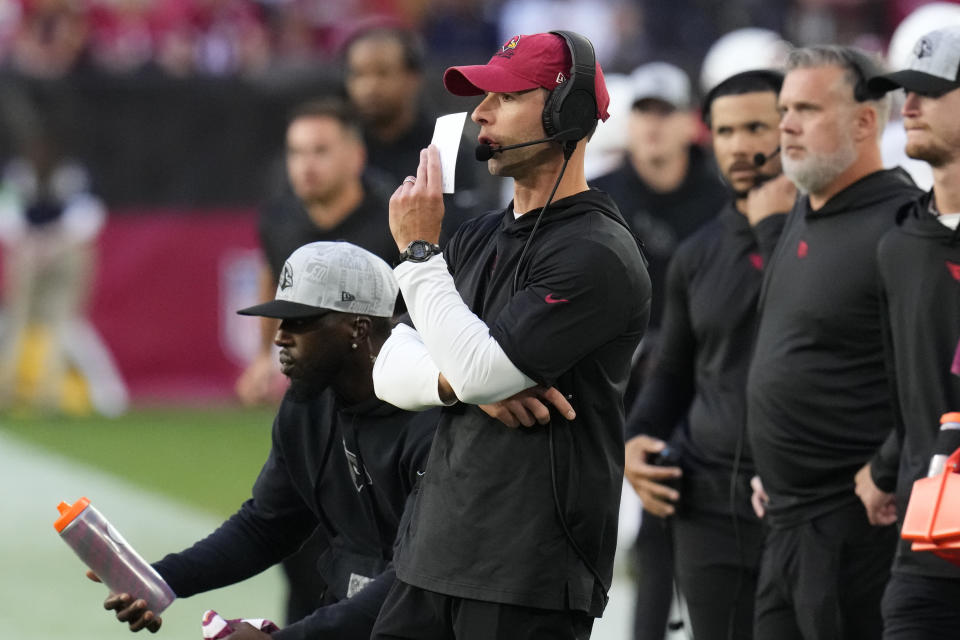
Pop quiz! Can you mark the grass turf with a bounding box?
[0,405,277,519]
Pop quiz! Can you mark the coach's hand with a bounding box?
[855,462,898,526]
[746,173,796,226]
[390,145,444,251]
[479,386,576,428]
[224,622,271,639]
[88,571,163,633]
[625,435,681,517]
[750,475,769,519]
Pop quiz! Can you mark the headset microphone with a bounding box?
[474,128,580,161]
[753,146,781,167]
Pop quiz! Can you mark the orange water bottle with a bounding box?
[54,497,176,613]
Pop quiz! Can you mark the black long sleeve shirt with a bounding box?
[626,203,785,515]
[152,390,438,640]
[747,168,921,528]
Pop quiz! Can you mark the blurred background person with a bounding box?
[341,20,499,238]
[0,129,127,416]
[591,62,726,640]
[236,97,395,409]
[592,61,726,355]
[625,68,792,640]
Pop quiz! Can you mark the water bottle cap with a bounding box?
[53,497,90,533]
[940,412,960,425]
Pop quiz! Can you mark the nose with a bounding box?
[902,91,921,117]
[779,109,797,135]
[274,322,294,347]
[471,93,496,126]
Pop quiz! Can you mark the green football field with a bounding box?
[0,406,277,518]
[0,405,644,639]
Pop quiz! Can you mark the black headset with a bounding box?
[541,30,599,145]
[843,47,886,102]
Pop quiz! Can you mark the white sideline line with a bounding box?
[0,430,285,640]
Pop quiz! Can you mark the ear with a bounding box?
[352,316,372,341]
[852,103,877,143]
[348,137,366,178]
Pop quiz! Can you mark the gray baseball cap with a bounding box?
[238,241,398,319]
[869,26,960,96]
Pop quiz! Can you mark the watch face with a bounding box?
[412,242,429,259]
[403,240,438,262]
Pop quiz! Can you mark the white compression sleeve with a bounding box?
[373,323,451,411]
[394,256,536,405]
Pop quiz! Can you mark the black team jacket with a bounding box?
[747,168,921,528]
[626,203,785,515]
[873,190,960,580]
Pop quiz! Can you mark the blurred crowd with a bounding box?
[0,0,941,83]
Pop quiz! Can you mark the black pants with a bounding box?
[371,579,594,640]
[882,572,960,639]
[754,502,898,640]
[674,509,763,640]
[631,513,675,640]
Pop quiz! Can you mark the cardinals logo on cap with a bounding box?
[496,35,522,59]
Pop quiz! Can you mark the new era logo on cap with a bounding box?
[869,26,960,97]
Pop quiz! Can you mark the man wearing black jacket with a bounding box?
[372,31,650,639]
[746,45,922,639]
[865,26,960,639]
[625,69,793,640]
[96,242,438,640]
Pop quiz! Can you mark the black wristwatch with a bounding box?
[398,240,442,264]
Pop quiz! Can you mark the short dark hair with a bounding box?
[342,25,425,73]
[702,69,783,127]
[287,98,363,140]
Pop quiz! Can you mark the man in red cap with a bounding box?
[371,32,651,639]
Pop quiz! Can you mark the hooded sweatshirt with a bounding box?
[747,168,921,528]
[394,189,651,616]
[876,190,960,579]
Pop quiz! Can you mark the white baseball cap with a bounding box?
[700,28,791,94]
[629,62,692,109]
[238,241,398,319]
[870,26,960,96]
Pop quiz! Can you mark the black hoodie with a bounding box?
[394,189,651,617]
[747,168,921,528]
[876,190,960,579]
[153,389,439,640]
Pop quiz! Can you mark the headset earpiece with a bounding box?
[542,30,599,143]
[847,49,884,102]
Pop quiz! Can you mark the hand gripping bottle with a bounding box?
[54,497,176,613]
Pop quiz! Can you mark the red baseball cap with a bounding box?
[443,33,610,121]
